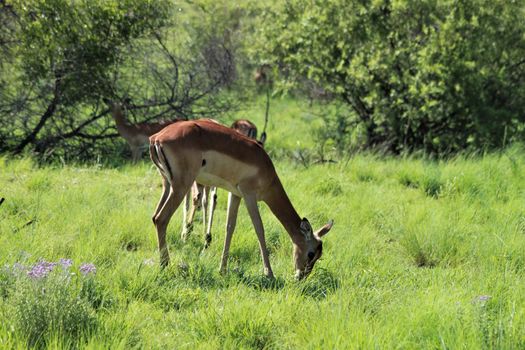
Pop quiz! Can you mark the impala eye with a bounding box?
[308,252,315,260]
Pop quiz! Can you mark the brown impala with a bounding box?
[182,119,267,249]
[149,119,333,279]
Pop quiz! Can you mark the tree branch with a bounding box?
[12,77,61,154]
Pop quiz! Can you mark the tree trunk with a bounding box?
[12,79,60,154]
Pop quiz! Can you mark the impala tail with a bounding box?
[149,142,173,183]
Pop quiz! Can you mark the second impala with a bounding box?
[149,119,333,279]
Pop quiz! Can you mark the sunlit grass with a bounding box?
[2,145,525,348]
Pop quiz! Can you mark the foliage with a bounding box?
[0,1,16,63]
[177,0,277,105]
[0,0,243,160]
[0,0,172,158]
[258,0,525,155]
[14,0,169,103]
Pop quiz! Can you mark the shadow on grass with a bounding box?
[298,268,340,300]
[154,261,218,290]
[238,274,286,291]
[154,261,341,298]
[228,266,340,298]
[222,266,285,291]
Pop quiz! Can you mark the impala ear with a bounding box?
[300,218,313,240]
[314,219,334,239]
[300,218,311,230]
[259,131,267,146]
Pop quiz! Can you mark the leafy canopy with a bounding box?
[11,0,171,104]
[258,0,525,154]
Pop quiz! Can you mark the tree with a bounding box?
[257,0,525,154]
[0,0,241,160]
[0,0,171,156]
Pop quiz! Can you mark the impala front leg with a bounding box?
[204,186,218,249]
[243,192,274,278]
[131,145,142,163]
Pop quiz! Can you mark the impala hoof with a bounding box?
[203,234,212,249]
[160,258,170,269]
[181,224,193,241]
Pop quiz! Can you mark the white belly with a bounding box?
[195,150,259,196]
[195,172,241,196]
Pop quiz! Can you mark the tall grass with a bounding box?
[2,148,525,348]
[2,99,525,347]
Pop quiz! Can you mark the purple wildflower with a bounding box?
[79,263,96,276]
[59,258,73,269]
[27,261,57,279]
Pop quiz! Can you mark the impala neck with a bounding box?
[111,105,135,135]
[263,176,304,245]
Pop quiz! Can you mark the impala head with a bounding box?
[294,218,333,280]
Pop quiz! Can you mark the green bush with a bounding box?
[259,0,525,155]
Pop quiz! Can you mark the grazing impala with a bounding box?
[183,119,266,249]
[149,119,333,279]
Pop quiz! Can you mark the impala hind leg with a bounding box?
[152,176,170,224]
[181,192,191,241]
[151,145,200,266]
[243,193,274,278]
[204,186,218,249]
[220,193,241,273]
[181,182,202,241]
[153,183,191,267]
[201,186,209,245]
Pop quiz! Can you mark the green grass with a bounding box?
[227,97,324,156]
[2,100,525,348]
